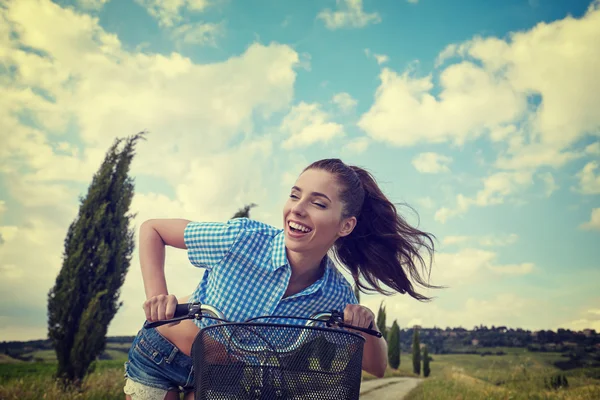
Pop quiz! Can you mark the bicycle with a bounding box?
[145,302,382,400]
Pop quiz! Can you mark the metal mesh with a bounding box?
[192,322,365,400]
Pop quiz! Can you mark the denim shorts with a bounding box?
[124,323,194,394]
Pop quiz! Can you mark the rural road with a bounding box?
[360,377,423,400]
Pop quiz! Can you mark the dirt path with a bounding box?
[360,377,423,400]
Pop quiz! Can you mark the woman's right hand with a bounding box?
[143,294,179,323]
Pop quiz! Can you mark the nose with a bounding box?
[290,200,307,216]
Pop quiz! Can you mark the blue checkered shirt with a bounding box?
[184,218,358,328]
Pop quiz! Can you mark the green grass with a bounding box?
[405,349,600,400]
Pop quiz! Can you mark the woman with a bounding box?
[123,158,437,400]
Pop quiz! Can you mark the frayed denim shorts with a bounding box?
[124,323,194,395]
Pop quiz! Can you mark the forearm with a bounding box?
[139,221,168,299]
[362,331,388,378]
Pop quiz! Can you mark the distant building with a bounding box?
[472,339,480,346]
[583,329,594,337]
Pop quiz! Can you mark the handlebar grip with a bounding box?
[330,311,382,338]
[174,303,190,317]
[144,304,193,329]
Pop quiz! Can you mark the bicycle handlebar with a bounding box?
[144,302,382,338]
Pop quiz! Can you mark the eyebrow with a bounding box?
[291,186,331,202]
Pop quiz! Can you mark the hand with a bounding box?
[143,294,178,324]
[343,304,377,333]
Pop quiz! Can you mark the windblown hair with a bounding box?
[304,158,440,301]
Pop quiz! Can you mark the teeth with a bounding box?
[289,221,311,233]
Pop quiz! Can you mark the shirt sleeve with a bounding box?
[184,218,246,270]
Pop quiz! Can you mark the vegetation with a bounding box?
[47,133,144,386]
[423,345,430,377]
[387,320,400,369]
[375,302,387,338]
[413,326,421,375]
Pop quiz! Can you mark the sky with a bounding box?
[0,0,599,341]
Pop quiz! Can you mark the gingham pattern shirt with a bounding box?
[184,218,358,328]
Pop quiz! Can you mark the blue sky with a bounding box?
[0,0,599,341]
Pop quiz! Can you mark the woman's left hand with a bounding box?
[343,304,377,333]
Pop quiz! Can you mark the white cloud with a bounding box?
[317,0,381,30]
[442,233,518,247]
[412,152,453,174]
[0,0,301,340]
[332,92,358,113]
[171,21,224,46]
[488,263,534,275]
[77,0,110,10]
[135,0,215,27]
[575,161,600,195]
[538,172,559,197]
[342,137,370,154]
[435,170,534,222]
[415,196,435,209]
[359,3,600,220]
[374,54,389,65]
[281,102,344,149]
[579,208,600,231]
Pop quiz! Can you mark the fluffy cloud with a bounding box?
[412,152,453,174]
[435,170,534,222]
[134,0,215,27]
[575,161,600,195]
[443,233,518,247]
[281,102,344,149]
[579,208,600,231]
[171,21,224,46]
[317,0,381,30]
[0,0,300,340]
[332,92,358,113]
[77,0,110,10]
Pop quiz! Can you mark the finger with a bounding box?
[158,295,167,320]
[143,300,152,321]
[166,295,177,319]
[344,305,354,326]
[150,297,159,322]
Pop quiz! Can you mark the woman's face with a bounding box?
[282,168,356,255]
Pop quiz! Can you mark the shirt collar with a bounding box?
[270,230,332,296]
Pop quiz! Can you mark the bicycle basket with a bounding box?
[192,322,365,400]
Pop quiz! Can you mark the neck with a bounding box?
[286,249,327,285]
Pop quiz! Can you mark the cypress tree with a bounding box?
[47,132,144,385]
[376,302,387,339]
[412,327,421,375]
[423,345,430,377]
[387,320,400,369]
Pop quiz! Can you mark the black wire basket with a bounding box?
[192,322,365,400]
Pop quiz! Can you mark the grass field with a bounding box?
[403,348,600,400]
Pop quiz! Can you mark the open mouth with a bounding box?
[288,221,313,234]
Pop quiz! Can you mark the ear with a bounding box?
[338,216,357,237]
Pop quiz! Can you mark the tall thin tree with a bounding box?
[231,203,257,219]
[388,320,401,369]
[47,132,144,385]
[376,301,387,339]
[423,345,430,377]
[412,326,421,375]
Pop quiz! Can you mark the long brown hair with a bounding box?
[304,158,440,301]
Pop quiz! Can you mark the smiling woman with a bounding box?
[123,158,439,400]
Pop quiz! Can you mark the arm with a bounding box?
[343,304,388,378]
[139,218,190,320]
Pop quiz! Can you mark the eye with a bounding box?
[289,194,299,199]
[314,203,326,209]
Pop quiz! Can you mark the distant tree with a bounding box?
[47,132,144,386]
[231,203,257,219]
[388,320,401,369]
[376,302,387,339]
[412,327,421,375]
[423,345,430,377]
